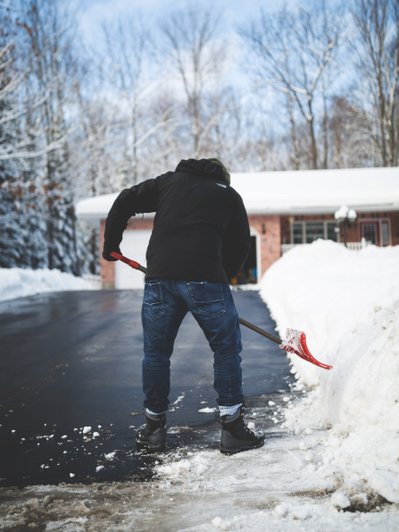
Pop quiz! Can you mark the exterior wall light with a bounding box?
[334,205,357,247]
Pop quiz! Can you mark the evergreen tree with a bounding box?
[21,0,81,274]
[0,1,28,267]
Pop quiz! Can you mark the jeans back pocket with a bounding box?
[187,281,226,319]
[143,282,164,321]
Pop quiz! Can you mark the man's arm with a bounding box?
[102,178,159,261]
[222,194,251,278]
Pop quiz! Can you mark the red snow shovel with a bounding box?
[110,252,333,370]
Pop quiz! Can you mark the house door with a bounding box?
[230,235,258,285]
[360,221,378,245]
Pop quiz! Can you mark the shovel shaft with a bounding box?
[239,317,282,345]
[110,252,147,274]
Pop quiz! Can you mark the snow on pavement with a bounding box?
[2,421,397,530]
[149,241,399,529]
[0,267,96,302]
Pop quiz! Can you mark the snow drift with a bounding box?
[261,240,399,503]
[0,268,95,302]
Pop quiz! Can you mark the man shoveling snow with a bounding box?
[102,158,264,454]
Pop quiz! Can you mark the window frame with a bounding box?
[291,220,339,244]
[359,218,392,246]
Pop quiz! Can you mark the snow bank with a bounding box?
[0,268,95,302]
[261,240,399,503]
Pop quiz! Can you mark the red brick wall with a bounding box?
[128,218,154,231]
[390,212,399,245]
[248,215,281,276]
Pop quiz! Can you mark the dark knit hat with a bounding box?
[207,158,231,185]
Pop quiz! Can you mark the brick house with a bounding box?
[76,166,399,288]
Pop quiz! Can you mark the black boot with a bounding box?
[136,411,167,452]
[220,407,264,455]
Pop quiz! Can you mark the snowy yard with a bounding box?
[0,241,399,530]
[0,268,96,302]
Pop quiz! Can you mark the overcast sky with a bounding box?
[75,0,303,45]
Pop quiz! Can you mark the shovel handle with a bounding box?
[239,317,282,345]
[110,252,147,274]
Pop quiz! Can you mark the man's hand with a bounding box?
[102,247,121,261]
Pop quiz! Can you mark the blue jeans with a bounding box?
[141,279,243,414]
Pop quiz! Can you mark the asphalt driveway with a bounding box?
[0,289,293,487]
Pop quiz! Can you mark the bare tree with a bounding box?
[240,1,342,169]
[352,0,399,166]
[160,5,228,157]
[100,17,147,185]
[95,16,178,187]
[328,96,373,168]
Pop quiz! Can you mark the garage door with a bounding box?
[115,230,152,288]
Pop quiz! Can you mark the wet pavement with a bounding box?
[0,289,294,487]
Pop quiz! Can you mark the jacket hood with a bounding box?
[175,158,231,185]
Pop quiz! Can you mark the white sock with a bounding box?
[145,408,166,417]
[219,403,242,417]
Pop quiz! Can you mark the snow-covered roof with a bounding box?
[76,166,399,219]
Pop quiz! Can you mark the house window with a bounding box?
[305,222,324,243]
[359,219,391,246]
[292,221,338,244]
[381,221,390,246]
[327,222,338,241]
[361,222,378,244]
[293,223,304,244]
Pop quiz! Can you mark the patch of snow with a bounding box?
[171,393,185,406]
[198,407,217,414]
[0,268,96,303]
[331,491,351,509]
[44,517,87,531]
[261,240,399,503]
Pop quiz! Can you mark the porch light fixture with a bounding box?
[334,205,357,247]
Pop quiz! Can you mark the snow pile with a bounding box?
[261,240,399,503]
[0,267,95,302]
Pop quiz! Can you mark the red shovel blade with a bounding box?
[280,328,333,370]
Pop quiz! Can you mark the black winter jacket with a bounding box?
[103,159,251,283]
